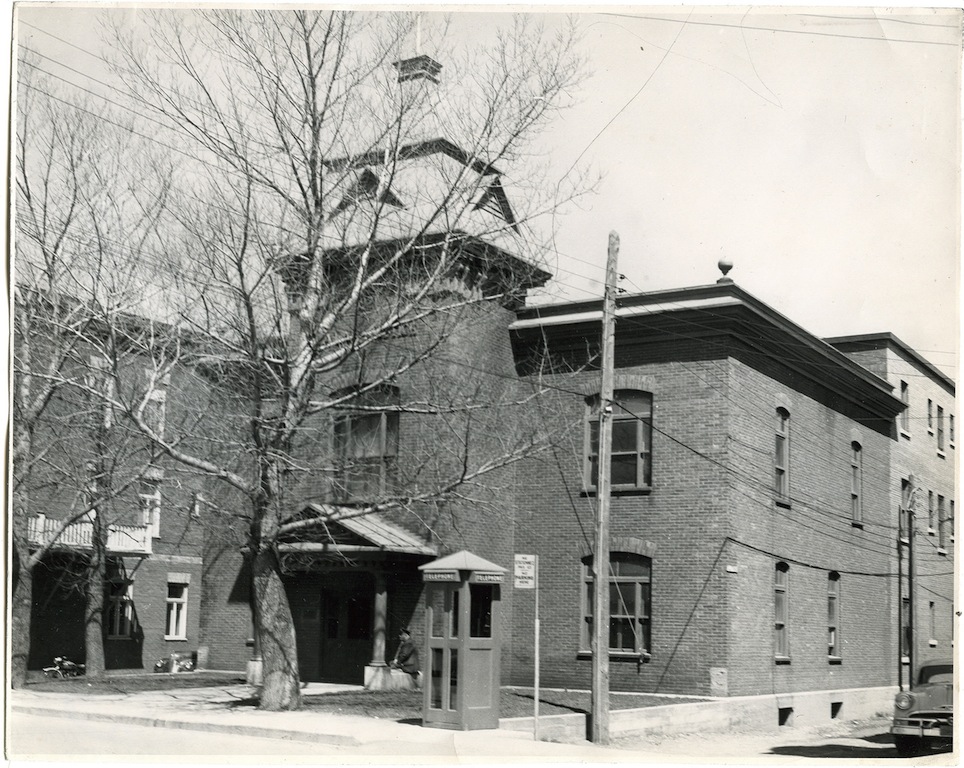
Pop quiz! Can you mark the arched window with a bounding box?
[774,408,790,503]
[333,384,400,502]
[828,572,841,658]
[774,562,789,659]
[585,390,653,490]
[581,552,652,655]
[850,442,862,525]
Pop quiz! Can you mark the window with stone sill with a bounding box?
[332,385,400,503]
[775,562,790,660]
[937,405,945,453]
[774,408,790,505]
[850,442,862,526]
[899,381,910,435]
[828,572,841,660]
[165,583,189,640]
[139,478,161,538]
[580,552,651,656]
[584,390,653,492]
[937,495,948,552]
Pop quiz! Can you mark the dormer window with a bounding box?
[473,178,519,232]
[334,168,405,213]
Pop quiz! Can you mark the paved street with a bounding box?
[7,712,325,758]
[6,709,956,764]
[615,719,956,764]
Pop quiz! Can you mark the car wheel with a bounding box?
[894,735,924,757]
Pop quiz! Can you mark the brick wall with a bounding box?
[508,328,911,698]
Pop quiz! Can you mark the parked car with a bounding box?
[891,658,953,756]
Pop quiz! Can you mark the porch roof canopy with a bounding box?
[280,504,437,556]
[418,550,506,573]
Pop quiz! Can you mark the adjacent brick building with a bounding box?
[828,333,957,682]
[24,352,209,672]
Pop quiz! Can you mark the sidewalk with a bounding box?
[9,683,640,761]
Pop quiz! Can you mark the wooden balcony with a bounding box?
[27,514,153,555]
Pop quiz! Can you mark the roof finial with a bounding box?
[717,256,734,283]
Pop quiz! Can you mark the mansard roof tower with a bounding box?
[320,50,551,308]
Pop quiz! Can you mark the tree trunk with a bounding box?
[10,543,33,689]
[84,508,107,678]
[252,546,301,710]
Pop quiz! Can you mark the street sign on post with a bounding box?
[514,554,539,739]
[514,554,536,589]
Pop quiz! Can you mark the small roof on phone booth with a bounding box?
[418,550,506,573]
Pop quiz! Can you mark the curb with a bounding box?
[11,705,361,747]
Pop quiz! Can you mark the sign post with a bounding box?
[514,554,539,740]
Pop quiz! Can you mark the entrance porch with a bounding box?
[278,507,436,689]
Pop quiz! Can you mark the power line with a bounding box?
[599,12,960,48]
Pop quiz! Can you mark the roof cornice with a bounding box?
[825,332,955,394]
[513,281,904,418]
[326,137,500,176]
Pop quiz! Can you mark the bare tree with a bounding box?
[12,57,171,685]
[98,9,586,710]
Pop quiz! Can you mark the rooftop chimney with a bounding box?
[393,54,442,84]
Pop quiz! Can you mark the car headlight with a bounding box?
[895,693,915,710]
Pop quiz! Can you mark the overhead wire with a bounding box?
[598,11,960,47]
[16,15,955,578]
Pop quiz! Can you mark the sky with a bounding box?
[11,4,962,380]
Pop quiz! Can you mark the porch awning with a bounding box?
[279,504,437,557]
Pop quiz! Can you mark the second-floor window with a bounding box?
[774,409,790,503]
[900,381,910,434]
[143,371,170,437]
[333,385,399,502]
[937,406,945,452]
[87,354,116,429]
[585,390,653,491]
[139,479,161,538]
[900,478,913,543]
[850,442,862,525]
[938,495,947,550]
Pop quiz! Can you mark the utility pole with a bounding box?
[907,474,917,684]
[591,231,619,745]
[897,524,904,691]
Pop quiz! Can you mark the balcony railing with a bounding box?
[27,514,152,555]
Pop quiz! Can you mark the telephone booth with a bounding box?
[418,550,505,730]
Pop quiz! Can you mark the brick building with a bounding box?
[17,52,953,720]
[23,351,209,672]
[195,54,550,686]
[504,277,955,719]
[195,55,953,712]
[827,333,957,680]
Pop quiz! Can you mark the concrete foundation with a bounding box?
[365,666,419,691]
[500,686,897,742]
